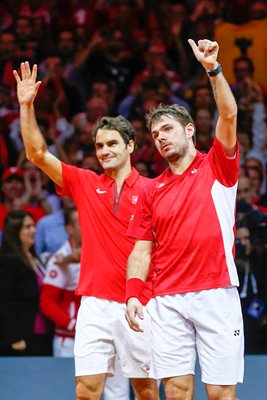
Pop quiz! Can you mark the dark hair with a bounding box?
[145,104,196,145]
[1,209,37,267]
[91,115,135,145]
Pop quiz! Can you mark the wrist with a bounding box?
[125,278,145,304]
[206,63,222,77]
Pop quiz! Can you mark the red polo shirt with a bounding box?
[57,163,151,303]
[127,138,240,297]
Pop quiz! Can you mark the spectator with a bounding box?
[53,29,85,90]
[0,31,20,105]
[190,84,216,112]
[130,43,182,95]
[37,56,84,121]
[235,222,267,353]
[35,195,75,255]
[231,56,267,112]
[40,206,81,357]
[249,0,267,21]
[76,27,140,101]
[244,149,266,185]
[89,78,118,116]
[0,209,53,356]
[0,166,47,233]
[18,158,60,213]
[119,77,190,120]
[18,0,51,26]
[13,16,33,55]
[194,107,215,153]
[244,149,267,213]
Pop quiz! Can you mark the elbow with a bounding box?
[230,106,238,119]
[226,102,238,119]
[27,148,47,167]
[221,109,238,123]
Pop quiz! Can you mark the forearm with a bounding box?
[127,241,152,281]
[40,286,72,328]
[20,104,48,163]
[210,71,237,151]
[209,71,237,120]
[125,240,152,331]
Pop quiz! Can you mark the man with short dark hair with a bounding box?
[14,62,158,400]
[125,39,244,400]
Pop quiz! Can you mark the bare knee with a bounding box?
[163,375,194,400]
[206,384,236,400]
[76,374,106,400]
[131,377,160,400]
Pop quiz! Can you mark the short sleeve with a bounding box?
[208,137,240,187]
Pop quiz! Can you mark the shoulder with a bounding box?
[63,162,99,178]
[61,163,101,186]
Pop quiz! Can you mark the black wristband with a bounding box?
[207,63,222,77]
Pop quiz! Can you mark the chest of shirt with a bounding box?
[74,179,142,231]
[150,162,215,225]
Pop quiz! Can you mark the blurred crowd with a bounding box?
[0,0,267,357]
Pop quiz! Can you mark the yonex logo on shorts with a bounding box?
[234,330,240,336]
[191,168,197,174]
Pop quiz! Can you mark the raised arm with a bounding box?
[188,39,238,157]
[125,239,153,332]
[13,62,63,187]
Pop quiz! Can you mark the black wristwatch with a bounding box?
[206,63,222,77]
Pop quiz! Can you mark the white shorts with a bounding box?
[74,296,152,378]
[146,287,244,385]
[53,332,131,399]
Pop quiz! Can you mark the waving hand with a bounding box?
[13,62,42,106]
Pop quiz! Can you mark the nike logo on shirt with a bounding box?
[96,188,107,194]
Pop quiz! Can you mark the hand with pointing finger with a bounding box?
[13,62,42,106]
[188,39,219,71]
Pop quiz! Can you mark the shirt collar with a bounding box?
[164,151,203,178]
[101,167,140,187]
